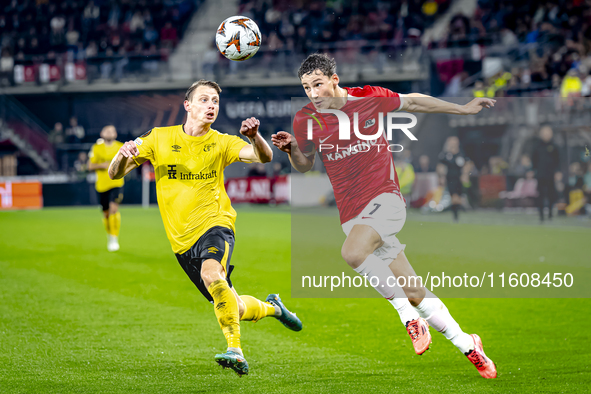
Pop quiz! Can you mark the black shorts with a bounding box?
[175,226,236,303]
[447,178,463,196]
[98,187,124,211]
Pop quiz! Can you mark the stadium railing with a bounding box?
[0,95,55,171]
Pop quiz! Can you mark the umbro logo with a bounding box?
[172,145,181,152]
[364,119,376,128]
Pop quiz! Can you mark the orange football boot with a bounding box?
[406,318,432,355]
[465,334,497,379]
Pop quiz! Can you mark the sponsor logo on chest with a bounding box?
[166,164,217,181]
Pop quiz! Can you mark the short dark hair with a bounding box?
[297,53,336,80]
[185,80,222,101]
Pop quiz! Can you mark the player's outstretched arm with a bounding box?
[271,131,314,173]
[400,93,496,115]
[88,161,110,171]
[108,141,139,180]
[238,117,273,163]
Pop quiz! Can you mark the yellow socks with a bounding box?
[208,279,241,350]
[240,295,277,322]
[107,212,121,236]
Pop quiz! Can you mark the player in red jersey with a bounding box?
[272,53,497,379]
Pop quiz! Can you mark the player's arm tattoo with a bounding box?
[109,155,123,180]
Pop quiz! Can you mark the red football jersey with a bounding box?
[293,85,404,224]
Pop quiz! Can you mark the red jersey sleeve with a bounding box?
[292,109,317,157]
[346,85,404,113]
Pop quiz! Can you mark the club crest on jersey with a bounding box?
[364,118,375,128]
[172,145,181,152]
[204,143,217,152]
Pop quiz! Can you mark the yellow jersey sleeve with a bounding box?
[222,134,249,166]
[89,143,101,164]
[133,129,156,166]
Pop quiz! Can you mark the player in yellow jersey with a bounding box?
[88,125,124,252]
[107,80,302,376]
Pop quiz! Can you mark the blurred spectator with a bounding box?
[531,125,560,221]
[417,154,433,173]
[160,22,178,48]
[247,163,266,177]
[73,151,88,179]
[568,162,585,190]
[144,23,160,45]
[394,157,416,198]
[500,170,538,201]
[489,156,509,175]
[580,68,591,97]
[271,162,289,176]
[584,162,591,196]
[48,122,65,145]
[439,136,468,221]
[0,48,14,86]
[66,24,80,48]
[66,117,85,143]
[560,69,582,98]
[554,171,567,214]
[130,11,146,34]
[512,154,532,178]
[50,13,66,50]
[472,80,486,97]
[566,161,587,215]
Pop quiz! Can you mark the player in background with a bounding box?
[532,125,559,222]
[272,54,496,379]
[108,80,302,376]
[439,136,471,222]
[88,125,124,252]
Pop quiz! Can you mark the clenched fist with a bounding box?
[119,140,139,158]
[240,117,260,138]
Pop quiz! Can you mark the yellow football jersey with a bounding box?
[132,125,248,254]
[89,139,124,193]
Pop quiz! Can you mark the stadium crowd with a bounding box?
[238,0,451,54]
[397,126,591,218]
[0,0,199,85]
[438,0,591,98]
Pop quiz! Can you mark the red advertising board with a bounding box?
[225,175,290,204]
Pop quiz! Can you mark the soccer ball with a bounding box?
[215,16,261,61]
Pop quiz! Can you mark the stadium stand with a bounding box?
[0,0,201,86]
[0,0,590,217]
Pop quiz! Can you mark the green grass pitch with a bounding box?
[1,206,590,393]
